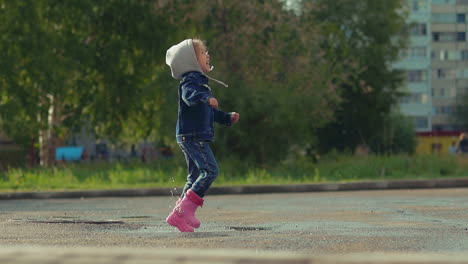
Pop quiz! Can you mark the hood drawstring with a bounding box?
[206,75,229,88]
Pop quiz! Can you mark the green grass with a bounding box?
[1,154,468,192]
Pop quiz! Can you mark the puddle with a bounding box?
[9,219,125,224]
[120,216,153,219]
[225,226,271,231]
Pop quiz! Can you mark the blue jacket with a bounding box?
[176,72,232,143]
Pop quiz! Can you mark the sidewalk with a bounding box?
[0,247,467,264]
[1,177,468,200]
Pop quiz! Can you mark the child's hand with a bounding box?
[231,112,240,124]
[209,97,218,108]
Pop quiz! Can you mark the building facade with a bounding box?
[398,0,468,132]
[396,0,433,132]
[431,0,468,131]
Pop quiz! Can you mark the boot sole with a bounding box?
[166,214,194,232]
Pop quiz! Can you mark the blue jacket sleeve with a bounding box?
[213,108,232,126]
[181,82,211,106]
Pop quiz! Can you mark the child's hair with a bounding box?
[192,38,207,52]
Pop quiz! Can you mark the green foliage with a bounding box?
[1,155,467,191]
[309,0,410,153]
[369,112,417,154]
[0,149,24,169]
[0,0,412,167]
[172,1,341,163]
[455,93,468,130]
[0,0,179,146]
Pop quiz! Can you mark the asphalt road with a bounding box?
[1,188,468,254]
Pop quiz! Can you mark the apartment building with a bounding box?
[396,0,433,132]
[431,0,468,131]
[398,0,468,132]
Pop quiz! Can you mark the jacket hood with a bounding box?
[166,39,229,87]
[165,39,203,79]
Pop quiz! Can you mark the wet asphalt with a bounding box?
[0,188,467,254]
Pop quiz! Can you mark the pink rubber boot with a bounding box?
[166,199,194,232]
[179,189,204,228]
[165,190,204,231]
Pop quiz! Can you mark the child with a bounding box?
[165,39,240,232]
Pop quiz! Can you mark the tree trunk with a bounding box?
[38,94,62,167]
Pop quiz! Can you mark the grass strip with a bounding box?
[1,154,468,192]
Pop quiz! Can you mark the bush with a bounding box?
[0,149,24,170]
[369,113,416,155]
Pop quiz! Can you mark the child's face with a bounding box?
[195,43,211,73]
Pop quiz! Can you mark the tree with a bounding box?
[369,112,416,155]
[455,93,468,131]
[305,0,410,153]
[0,0,178,166]
[164,0,341,163]
[3,0,408,167]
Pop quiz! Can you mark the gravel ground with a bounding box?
[1,188,468,254]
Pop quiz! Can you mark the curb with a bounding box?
[1,177,468,200]
[1,247,468,264]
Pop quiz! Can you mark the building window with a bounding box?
[414,116,429,129]
[441,32,456,41]
[412,0,429,12]
[431,143,442,154]
[432,88,453,98]
[458,32,466,41]
[457,87,468,95]
[406,46,427,59]
[449,50,461,60]
[422,93,428,104]
[457,68,468,79]
[438,69,445,79]
[411,24,427,36]
[433,0,455,4]
[432,13,467,23]
[432,13,456,23]
[433,68,455,79]
[412,0,419,11]
[407,70,426,82]
[447,106,454,115]
[432,50,449,60]
[433,32,466,42]
[434,106,455,115]
[400,93,427,104]
[462,50,468,60]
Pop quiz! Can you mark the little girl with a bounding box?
[165,39,240,232]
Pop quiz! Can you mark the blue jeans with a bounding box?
[178,141,219,198]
